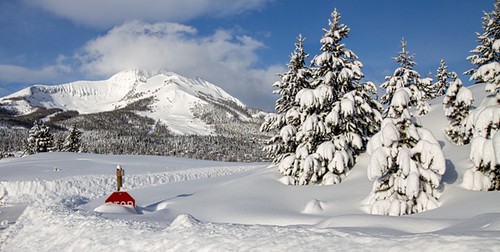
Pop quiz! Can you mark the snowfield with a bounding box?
[0,84,499,251]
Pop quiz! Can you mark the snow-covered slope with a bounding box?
[0,84,499,251]
[0,69,249,135]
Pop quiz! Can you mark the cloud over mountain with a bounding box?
[75,20,281,110]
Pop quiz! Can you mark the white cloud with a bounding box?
[76,20,281,110]
[25,0,274,28]
[0,60,71,84]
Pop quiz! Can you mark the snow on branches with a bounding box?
[367,77,445,216]
[263,9,381,186]
[443,73,474,145]
[380,39,432,116]
[261,35,310,164]
[462,92,500,191]
[433,59,452,97]
[25,120,55,155]
[461,1,500,191]
[465,0,500,84]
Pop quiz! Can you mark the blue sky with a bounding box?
[0,0,494,111]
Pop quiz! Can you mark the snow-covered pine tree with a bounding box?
[24,121,40,155]
[275,34,311,114]
[366,88,446,215]
[462,0,500,191]
[277,9,382,185]
[380,39,430,116]
[55,134,64,151]
[261,34,311,165]
[416,75,433,115]
[465,0,500,87]
[462,78,499,191]
[443,72,474,145]
[25,121,54,155]
[63,124,83,152]
[433,59,452,97]
[462,85,499,190]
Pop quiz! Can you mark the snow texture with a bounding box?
[0,91,500,252]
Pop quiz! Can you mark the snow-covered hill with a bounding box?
[0,84,499,251]
[0,69,251,135]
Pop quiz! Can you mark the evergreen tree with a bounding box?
[380,39,429,116]
[261,34,311,164]
[461,0,500,191]
[25,121,54,155]
[433,59,452,97]
[416,75,433,115]
[462,86,500,191]
[366,88,446,215]
[25,122,40,155]
[275,9,382,185]
[275,34,312,114]
[443,73,474,145]
[55,134,64,151]
[465,0,500,86]
[63,124,83,152]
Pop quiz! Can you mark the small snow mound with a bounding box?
[303,199,325,214]
[94,203,138,214]
[156,201,169,211]
[0,220,8,228]
[169,214,200,229]
[278,175,296,185]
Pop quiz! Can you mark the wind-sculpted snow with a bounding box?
[0,148,499,251]
[0,166,257,204]
[3,201,499,252]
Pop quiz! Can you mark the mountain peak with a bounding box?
[0,70,251,135]
[109,69,178,82]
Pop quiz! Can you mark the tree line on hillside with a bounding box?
[261,2,499,216]
[0,101,269,162]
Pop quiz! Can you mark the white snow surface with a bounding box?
[0,84,500,251]
[0,69,248,135]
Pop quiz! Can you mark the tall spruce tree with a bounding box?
[261,34,311,164]
[462,0,500,191]
[63,124,83,152]
[433,59,452,97]
[274,9,381,185]
[465,0,500,87]
[380,39,429,116]
[462,83,499,190]
[25,121,54,155]
[367,39,448,215]
[366,87,446,215]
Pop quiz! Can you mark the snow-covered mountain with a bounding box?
[0,69,253,135]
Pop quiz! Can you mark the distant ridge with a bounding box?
[0,69,254,135]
